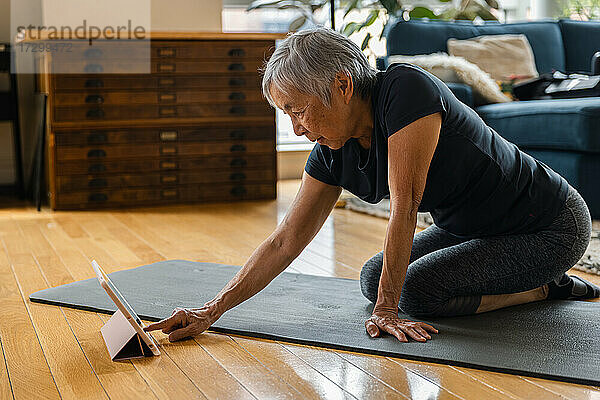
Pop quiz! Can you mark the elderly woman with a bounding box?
[146,27,599,343]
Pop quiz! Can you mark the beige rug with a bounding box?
[340,196,600,276]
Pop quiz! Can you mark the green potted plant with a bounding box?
[247,0,500,51]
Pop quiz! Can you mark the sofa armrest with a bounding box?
[446,83,474,107]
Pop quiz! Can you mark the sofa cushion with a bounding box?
[559,19,600,73]
[476,98,600,153]
[386,19,565,74]
[447,34,539,82]
[387,53,511,105]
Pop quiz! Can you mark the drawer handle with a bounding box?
[160,146,177,154]
[84,64,104,73]
[88,178,107,188]
[86,108,105,119]
[228,92,246,101]
[158,47,175,57]
[158,63,175,72]
[160,161,177,169]
[231,186,247,196]
[88,193,108,202]
[87,133,107,144]
[228,78,246,86]
[229,106,246,115]
[88,163,106,173]
[229,130,246,139]
[228,63,245,71]
[85,94,104,104]
[230,144,246,153]
[230,158,247,167]
[160,131,178,141]
[159,93,176,102]
[159,107,177,117]
[161,189,178,199]
[158,78,175,87]
[161,175,178,184]
[84,48,103,58]
[85,79,104,88]
[87,149,106,158]
[229,172,246,181]
[228,48,246,57]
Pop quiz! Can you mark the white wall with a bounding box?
[41,0,221,32]
[151,0,221,31]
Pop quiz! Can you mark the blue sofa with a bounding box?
[378,18,600,218]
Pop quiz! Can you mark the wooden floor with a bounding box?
[1,179,599,400]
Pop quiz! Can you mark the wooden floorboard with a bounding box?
[0,179,599,399]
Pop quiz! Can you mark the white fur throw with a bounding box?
[387,53,512,104]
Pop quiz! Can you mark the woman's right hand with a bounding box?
[144,306,221,342]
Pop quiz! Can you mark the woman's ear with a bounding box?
[335,71,354,104]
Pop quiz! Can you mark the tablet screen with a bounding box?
[93,261,142,325]
[103,274,142,325]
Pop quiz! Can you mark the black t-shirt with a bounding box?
[304,63,569,238]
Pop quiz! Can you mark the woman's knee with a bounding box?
[397,277,444,317]
[360,251,383,303]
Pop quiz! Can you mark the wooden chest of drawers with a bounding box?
[39,33,281,210]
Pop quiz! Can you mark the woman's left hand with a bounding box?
[365,307,439,342]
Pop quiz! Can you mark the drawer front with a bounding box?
[55,183,276,209]
[54,103,272,121]
[57,169,275,192]
[53,74,262,91]
[51,42,150,62]
[56,140,274,160]
[53,89,264,106]
[52,59,264,74]
[55,154,275,175]
[151,41,273,59]
[54,126,275,146]
[51,40,272,61]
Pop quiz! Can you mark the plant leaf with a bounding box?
[361,32,371,50]
[484,0,499,9]
[467,2,498,20]
[247,0,287,11]
[437,8,459,20]
[379,0,400,15]
[363,9,379,27]
[409,6,437,19]
[344,0,360,18]
[289,15,307,31]
[342,21,361,36]
[455,9,477,20]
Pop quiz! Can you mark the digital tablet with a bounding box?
[91,260,160,356]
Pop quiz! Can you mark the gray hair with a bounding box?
[261,27,378,108]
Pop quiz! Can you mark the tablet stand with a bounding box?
[100,309,154,361]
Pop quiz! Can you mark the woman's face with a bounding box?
[269,76,355,150]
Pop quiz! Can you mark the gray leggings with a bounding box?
[359,184,592,317]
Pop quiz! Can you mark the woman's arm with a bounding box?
[145,172,341,341]
[365,112,442,342]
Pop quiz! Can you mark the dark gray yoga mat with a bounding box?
[30,260,600,386]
